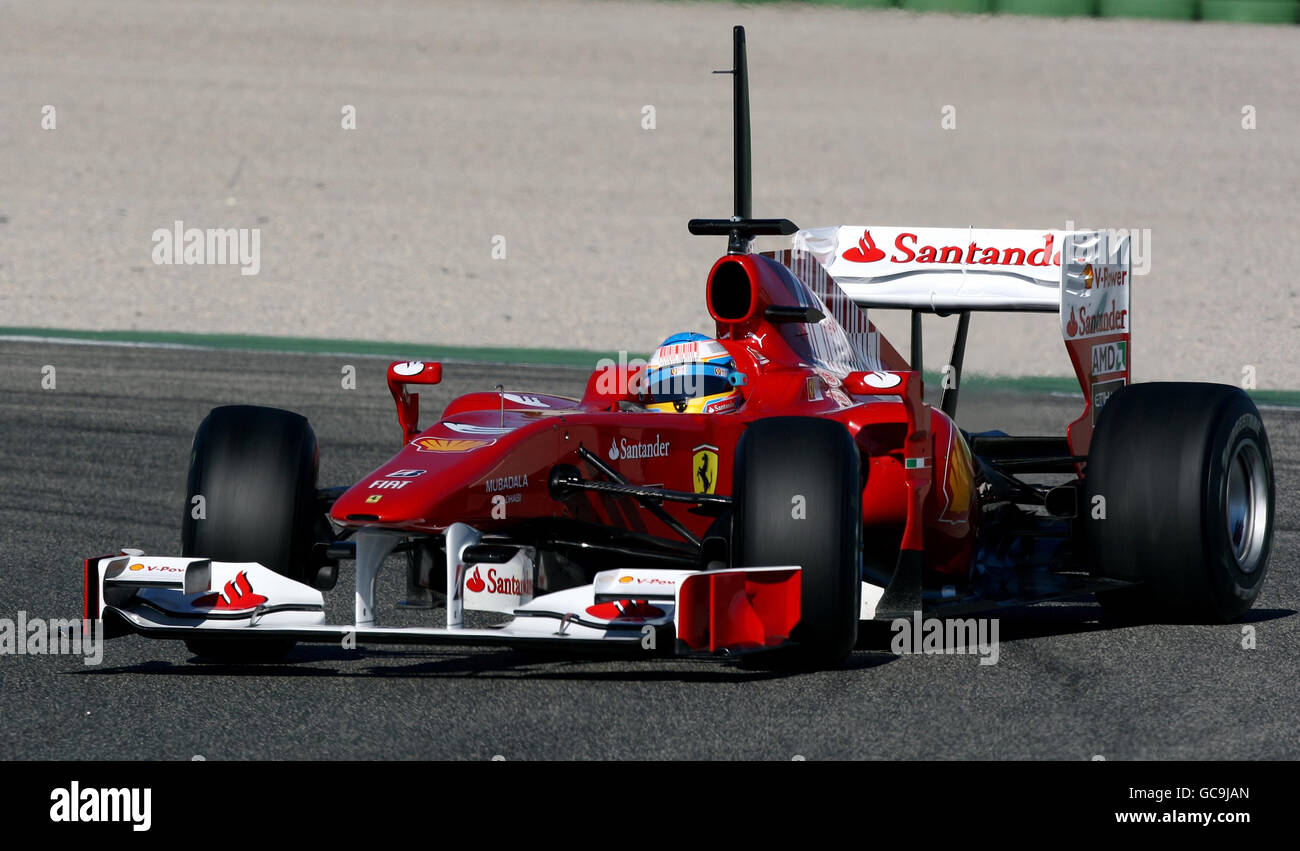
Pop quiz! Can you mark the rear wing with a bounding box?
[784,225,1132,455]
[793,226,1128,315]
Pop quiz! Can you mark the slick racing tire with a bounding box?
[733,417,861,668]
[1085,383,1273,623]
[181,405,320,662]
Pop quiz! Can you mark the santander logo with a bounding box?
[841,230,887,263]
[1065,302,1127,339]
[608,434,670,462]
[465,565,532,596]
[192,571,267,611]
[841,229,1061,268]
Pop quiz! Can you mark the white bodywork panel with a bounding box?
[795,225,1121,314]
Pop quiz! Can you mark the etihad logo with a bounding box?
[842,229,1061,268]
[1092,378,1126,424]
[412,437,495,453]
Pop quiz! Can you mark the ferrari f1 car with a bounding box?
[83,28,1274,669]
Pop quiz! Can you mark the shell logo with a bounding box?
[1083,263,1095,290]
[618,575,634,584]
[412,437,494,453]
[129,563,145,571]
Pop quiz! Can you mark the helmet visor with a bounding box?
[644,364,733,404]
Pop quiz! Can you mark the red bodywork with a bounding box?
[330,249,980,582]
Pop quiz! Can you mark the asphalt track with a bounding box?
[1,340,1297,760]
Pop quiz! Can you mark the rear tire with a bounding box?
[1085,383,1273,623]
[181,405,320,662]
[733,417,861,668]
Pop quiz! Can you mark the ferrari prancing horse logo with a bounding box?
[692,444,719,495]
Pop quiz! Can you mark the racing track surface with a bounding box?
[1,341,1297,760]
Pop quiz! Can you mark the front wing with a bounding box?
[82,530,853,658]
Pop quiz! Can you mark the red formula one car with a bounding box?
[83,28,1274,668]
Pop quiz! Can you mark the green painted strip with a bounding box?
[926,371,1081,395]
[4,326,1298,406]
[994,0,1098,15]
[0,326,631,368]
[1097,0,1197,15]
[713,0,897,3]
[1242,389,1300,407]
[899,0,993,10]
[1200,0,1298,22]
[801,0,897,6]
[920,370,1300,407]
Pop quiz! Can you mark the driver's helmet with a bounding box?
[642,332,743,414]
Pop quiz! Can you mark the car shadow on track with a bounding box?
[72,644,900,683]
[855,601,1297,652]
[72,605,1294,681]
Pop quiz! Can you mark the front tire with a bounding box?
[181,405,320,662]
[732,417,861,668]
[1085,382,1273,622]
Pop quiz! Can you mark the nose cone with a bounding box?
[330,436,499,528]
